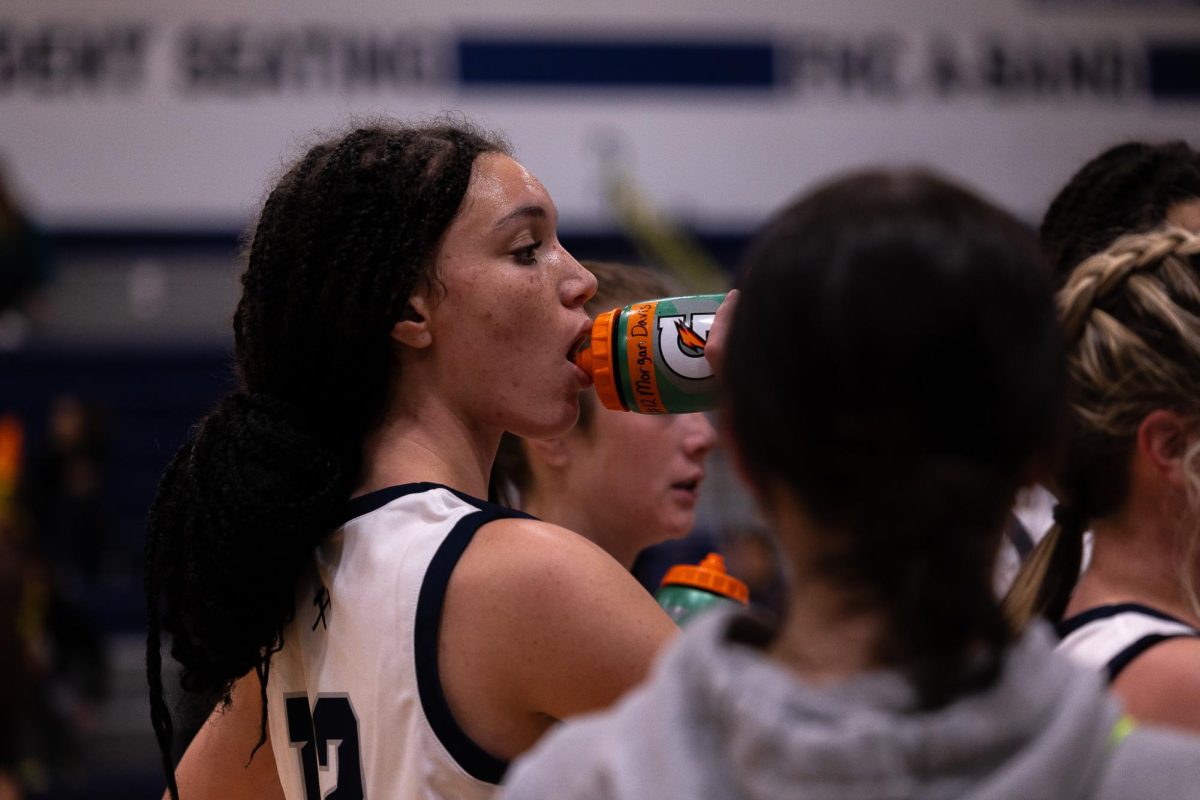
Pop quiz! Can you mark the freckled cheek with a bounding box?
[487,318,539,362]
[478,310,509,345]
[492,299,561,361]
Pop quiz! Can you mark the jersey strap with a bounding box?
[340,481,526,525]
[1057,603,1200,682]
[1104,633,1195,682]
[413,499,533,784]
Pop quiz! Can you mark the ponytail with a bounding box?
[862,460,1015,710]
[145,442,186,800]
[145,392,346,798]
[1003,504,1088,630]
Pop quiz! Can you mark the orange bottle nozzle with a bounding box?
[573,341,593,376]
[575,309,627,411]
[660,553,749,605]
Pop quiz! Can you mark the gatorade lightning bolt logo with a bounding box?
[657,313,715,379]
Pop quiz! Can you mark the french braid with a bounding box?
[1005,227,1200,628]
[1059,227,1200,340]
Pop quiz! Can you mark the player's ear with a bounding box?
[391,291,433,349]
[1135,409,1191,488]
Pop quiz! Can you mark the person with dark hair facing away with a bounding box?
[501,170,1200,799]
[1041,141,1200,282]
[144,121,677,800]
[491,260,717,571]
[1005,227,1200,735]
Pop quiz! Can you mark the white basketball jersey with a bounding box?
[267,482,527,800]
[1056,602,1200,682]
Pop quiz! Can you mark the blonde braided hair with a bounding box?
[1059,228,1200,340]
[1005,226,1200,628]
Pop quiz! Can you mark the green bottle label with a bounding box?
[613,293,723,414]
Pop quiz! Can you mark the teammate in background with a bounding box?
[995,140,1200,594]
[1005,227,1200,734]
[491,261,717,571]
[502,170,1200,799]
[1041,140,1200,282]
[144,121,676,800]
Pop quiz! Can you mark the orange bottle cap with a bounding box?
[660,553,749,605]
[574,308,627,411]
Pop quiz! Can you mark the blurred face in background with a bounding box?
[557,400,716,562]
[1167,198,1200,231]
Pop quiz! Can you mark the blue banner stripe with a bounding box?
[457,38,775,88]
[1148,43,1200,99]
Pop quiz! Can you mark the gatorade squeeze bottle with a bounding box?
[655,553,749,626]
[572,294,723,414]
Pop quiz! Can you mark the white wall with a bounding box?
[1,0,1198,229]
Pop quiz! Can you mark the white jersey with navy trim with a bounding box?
[1056,602,1200,682]
[266,482,529,800]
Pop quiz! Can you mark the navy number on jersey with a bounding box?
[285,694,364,800]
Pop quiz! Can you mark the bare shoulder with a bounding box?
[448,516,677,717]
[1112,636,1200,734]
[460,516,651,600]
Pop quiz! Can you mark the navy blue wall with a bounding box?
[2,346,235,631]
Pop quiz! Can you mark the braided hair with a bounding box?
[145,121,508,798]
[726,170,1065,710]
[1005,227,1200,628]
[1040,141,1200,283]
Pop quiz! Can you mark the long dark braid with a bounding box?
[145,122,508,798]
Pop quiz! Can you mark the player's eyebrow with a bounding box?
[493,205,547,229]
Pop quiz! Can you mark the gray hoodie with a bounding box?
[502,611,1200,800]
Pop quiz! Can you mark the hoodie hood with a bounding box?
[504,611,1128,800]
[678,613,1119,800]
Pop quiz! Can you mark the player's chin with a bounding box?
[517,397,581,440]
[660,508,697,540]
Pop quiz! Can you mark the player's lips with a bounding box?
[567,321,591,361]
[568,320,594,388]
[572,360,594,389]
[670,472,705,495]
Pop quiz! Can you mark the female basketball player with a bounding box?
[1005,227,1200,733]
[144,122,676,799]
[994,141,1200,597]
